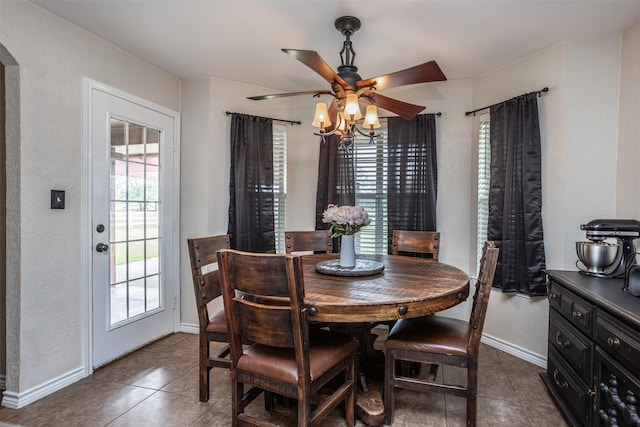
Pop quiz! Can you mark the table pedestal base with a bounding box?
[329,323,387,426]
[356,386,385,426]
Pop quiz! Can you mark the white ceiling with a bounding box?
[32,0,640,95]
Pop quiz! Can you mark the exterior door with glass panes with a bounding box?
[91,87,178,368]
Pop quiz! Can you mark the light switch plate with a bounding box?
[51,190,65,209]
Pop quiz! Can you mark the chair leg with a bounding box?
[383,350,396,426]
[345,356,356,427]
[298,392,311,426]
[467,363,478,427]
[264,391,275,411]
[199,337,209,402]
[232,379,242,427]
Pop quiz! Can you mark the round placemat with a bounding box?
[315,259,385,277]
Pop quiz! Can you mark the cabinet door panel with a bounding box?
[595,348,640,427]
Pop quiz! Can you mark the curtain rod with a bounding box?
[225,111,301,125]
[379,112,442,119]
[464,87,549,117]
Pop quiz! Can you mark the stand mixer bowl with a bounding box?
[576,241,620,273]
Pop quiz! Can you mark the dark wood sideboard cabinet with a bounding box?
[542,270,640,427]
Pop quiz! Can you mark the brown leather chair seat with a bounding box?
[237,329,358,383]
[204,310,228,334]
[385,315,469,357]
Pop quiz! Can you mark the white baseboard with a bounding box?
[1,367,84,409]
[179,322,198,334]
[482,333,547,369]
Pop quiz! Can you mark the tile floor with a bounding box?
[0,329,568,427]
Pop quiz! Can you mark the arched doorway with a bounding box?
[0,43,20,400]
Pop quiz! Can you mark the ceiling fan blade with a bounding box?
[282,49,353,89]
[247,90,332,101]
[365,92,426,120]
[356,60,447,91]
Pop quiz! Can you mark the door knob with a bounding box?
[96,243,109,252]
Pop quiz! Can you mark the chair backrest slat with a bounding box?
[285,230,333,254]
[187,234,230,307]
[391,230,440,260]
[468,241,499,353]
[218,249,308,352]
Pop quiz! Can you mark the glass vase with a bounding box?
[340,234,356,268]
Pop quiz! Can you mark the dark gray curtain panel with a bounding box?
[488,93,547,296]
[315,135,356,230]
[227,113,276,253]
[387,114,438,253]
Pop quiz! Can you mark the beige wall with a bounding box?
[0,54,6,391]
[618,19,640,216]
[0,0,180,402]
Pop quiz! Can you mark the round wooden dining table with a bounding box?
[300,253,471,426]
[302,253,471,323]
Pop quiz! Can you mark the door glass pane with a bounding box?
[111,202,127,242]
[147,275,160,310]
[128,278,146,317]
[112,242,127,284]
[146,239,159,275]
[109,118,162,326]
[145,165,159,202]
[146,204,159,238]
[146,129,160,166]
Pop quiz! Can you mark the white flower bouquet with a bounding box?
[322,204,372,237]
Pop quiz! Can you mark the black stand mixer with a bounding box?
[576,219,640,278]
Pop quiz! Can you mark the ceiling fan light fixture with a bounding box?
[249,15,447,151]
[312,102,331,128]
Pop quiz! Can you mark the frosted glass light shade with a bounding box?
[363,105,381,129]
[344,94,362,120]
[312,102,332,128]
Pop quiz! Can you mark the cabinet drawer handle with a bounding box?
[548,292,559,301]
[555,331,571,348]
[553,369,568,389]
[607,337,621,348]
[572,311,583,320]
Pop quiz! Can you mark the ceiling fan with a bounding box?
[247,16,447,123]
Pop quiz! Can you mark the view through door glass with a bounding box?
[109,118,161,325]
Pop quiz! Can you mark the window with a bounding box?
[273,124,287,253]
[477,114,490,265]
[354,120,388,254]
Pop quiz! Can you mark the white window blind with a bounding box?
[273,124,287,253]
[354,121,388,254]
[477,115,491,265]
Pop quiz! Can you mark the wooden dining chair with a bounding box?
[383,241,499,427]
[187,234,231,402]
[391,230,440,260]
[217,249,359,427]
[284,230,333,254]
[376,230,441,333]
